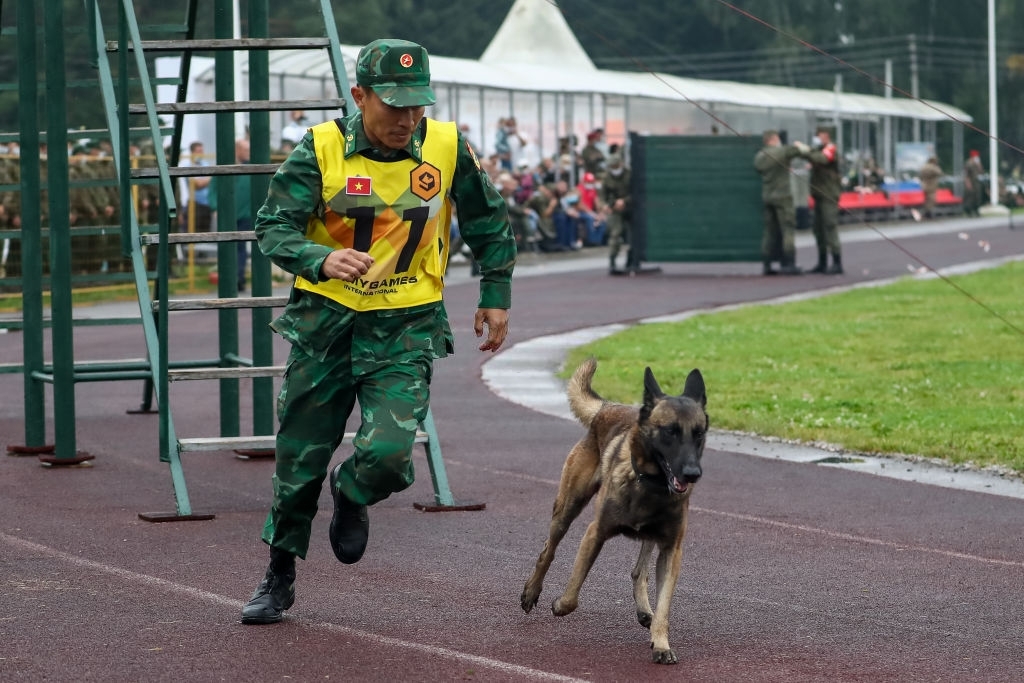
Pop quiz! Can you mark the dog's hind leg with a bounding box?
[649,505,689,665]
[521,440,601,614]
[631,540,655,629]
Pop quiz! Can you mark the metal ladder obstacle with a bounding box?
[1,0,187,466]
[90,0,477,521]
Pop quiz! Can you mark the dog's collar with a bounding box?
[631,451,666,489]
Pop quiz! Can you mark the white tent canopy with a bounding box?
[480,0,595,71]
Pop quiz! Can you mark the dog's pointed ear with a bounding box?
[682,369,706,409]
[641,367,664,420]
[643,367,665,399]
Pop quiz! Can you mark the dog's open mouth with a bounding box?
[669,476,690,495]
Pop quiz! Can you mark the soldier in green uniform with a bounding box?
[600,152,633,274]
[241,39,516,625]
[753,130,805,275]
[807,126,843,274]
[579,128,605,176]
[963,150,983,217]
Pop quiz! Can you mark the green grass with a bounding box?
[563,261,1024,475]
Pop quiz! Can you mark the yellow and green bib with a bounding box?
[295,118,457,310]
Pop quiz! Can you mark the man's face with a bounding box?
[353,86,426,152]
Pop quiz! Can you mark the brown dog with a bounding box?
[520,357,707,664]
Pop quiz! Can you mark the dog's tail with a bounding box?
[567,357,604,427]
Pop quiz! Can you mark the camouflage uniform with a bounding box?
[963,154,983,217]
[808,134,843,272]
[255,114,515,559]
[600,155,632,273]
[753,136,804,273]
[918,158,943,218]
[579,141,605,176]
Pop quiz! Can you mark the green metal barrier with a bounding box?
[2,0,471,519]
[631,132,764,264]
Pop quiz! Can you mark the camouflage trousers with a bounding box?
[261,318,433,559]
[606,212,631,261]
[761,199,796,262]
[811,195,842,257]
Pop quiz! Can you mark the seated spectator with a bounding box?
[538,157,559,185]
[553,179,584,249]
[554,154,575,184]
[281,110,311,146]
[514,160,539,205]
[495,171,536,250]
[525,182,569,253]
[574,171,607,246]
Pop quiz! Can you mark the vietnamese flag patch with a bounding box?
[346,176,372,196]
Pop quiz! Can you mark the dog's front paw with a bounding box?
[520,585,540,613]
[636,610,652,629]
[551,597,577,616]
[651,646,678,665]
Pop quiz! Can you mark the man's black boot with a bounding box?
[778,256,803,275]
[241,548,295,625]
[624,249,638,275]
[762,261,778,276]
[809,251,827,273]
[609,254,623,275]
[826,253,844,274]
[329,463,369,564]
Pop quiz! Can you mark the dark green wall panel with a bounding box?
[631,133,763,263]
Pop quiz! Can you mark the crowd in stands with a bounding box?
[452,124,629,265]
[0,138,162,281]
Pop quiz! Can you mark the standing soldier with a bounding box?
[791,156,811,232]
[963,150,983,217]
[240,38,515,625]
[600,152,632,275]
[807,126,843,274]
[918,156,943,220]
[753,130,805,275]
[580,128,606,177]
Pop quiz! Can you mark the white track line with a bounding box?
[692,506,1024,569]
[0,531,587,683]
[444,458,1024,570]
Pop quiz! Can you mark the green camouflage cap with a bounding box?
[356,39,436,108]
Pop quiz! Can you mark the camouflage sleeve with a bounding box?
[450,131,516,310]
[255,133,334,283]
[753,149,770,173]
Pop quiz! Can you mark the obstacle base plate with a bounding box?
[413,500,486,512]
[38,452,96,466]
[7,444,57,456]
[138,512,216,523]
